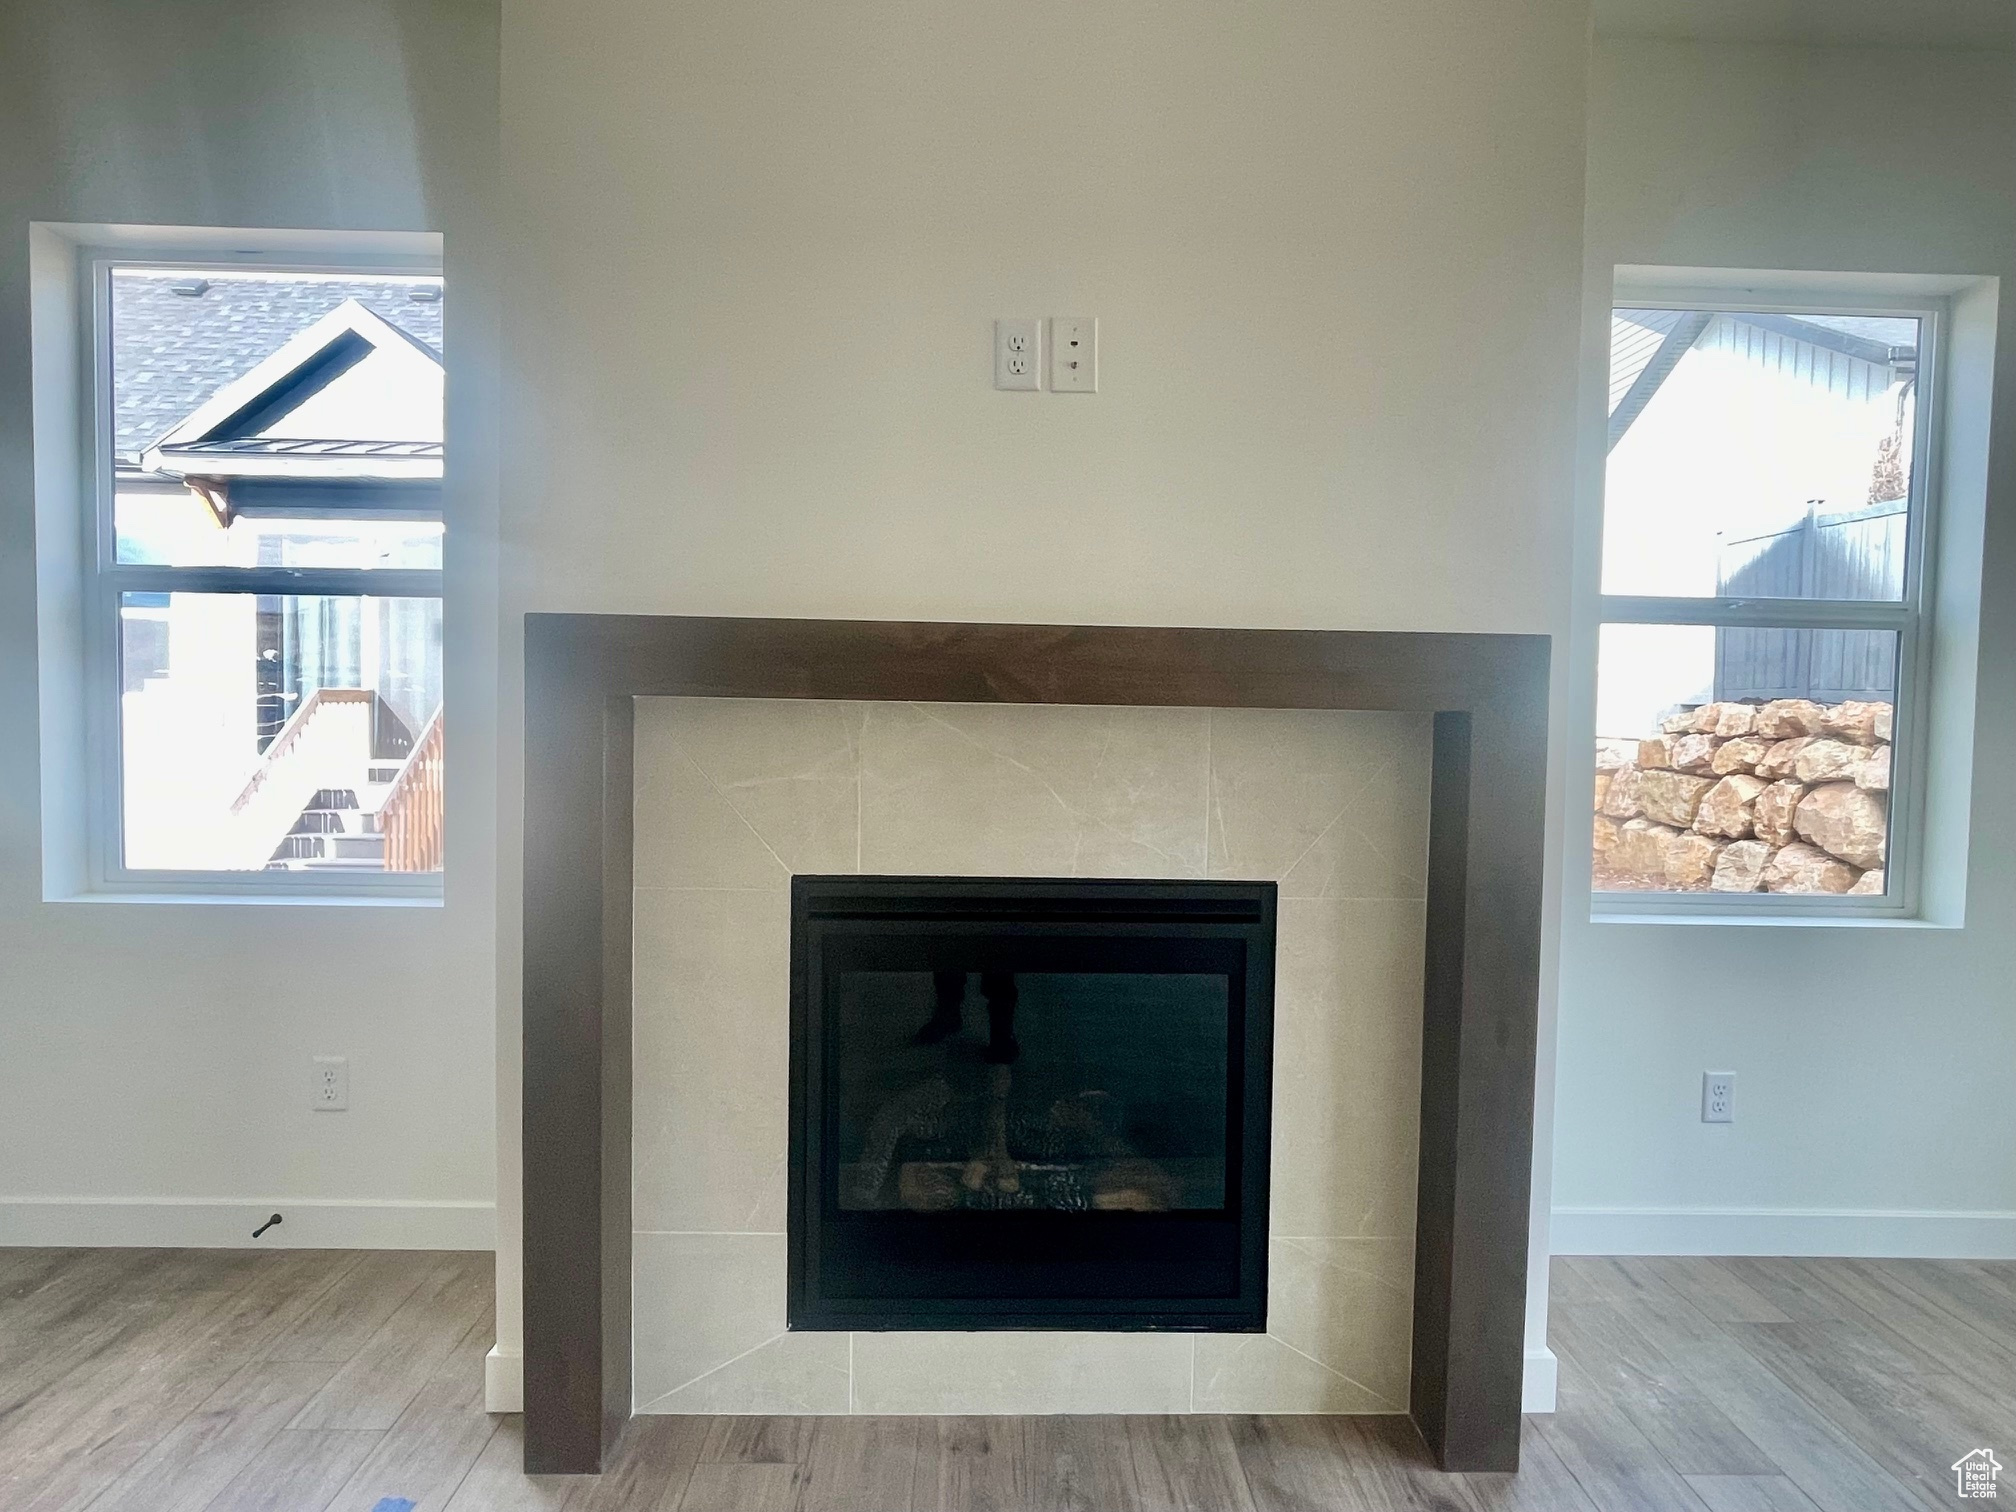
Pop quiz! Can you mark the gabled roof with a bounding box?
[1607,307,1917,452]
[142,299,442,483]
[112,271,442,461]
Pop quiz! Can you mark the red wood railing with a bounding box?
[380,707,444,872]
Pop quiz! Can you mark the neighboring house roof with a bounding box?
[1607,307,1917,452]
[1609,308,1712,451]
[1610,308,1687,412]
[1733,312,1916,367]
[142,299,443,484]
[1788,313,1919,358]
[113,270,442,462]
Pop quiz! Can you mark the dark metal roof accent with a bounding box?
[158,438,443,458]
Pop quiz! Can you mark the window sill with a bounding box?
[1590,909,1954,930]
[49,888,444,909]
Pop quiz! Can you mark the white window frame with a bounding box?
[1595,280,1945,921]
[72,239,446,901]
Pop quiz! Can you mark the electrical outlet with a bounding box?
[1702,1070,1735,1124]
[1049,317,1097,392]
[312,1056,349,1111]
[994,318,1041,390]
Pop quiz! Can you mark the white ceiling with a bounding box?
[1594,0,2016,48]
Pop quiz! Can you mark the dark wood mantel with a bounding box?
[522,615,1551,1475]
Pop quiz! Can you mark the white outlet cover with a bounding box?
[313,1055,349,1111]
[1701,1071,1735,1124]
[994,318,1041,391]
[1050,317,1097,392]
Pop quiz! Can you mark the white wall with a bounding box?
[1555,39,2016,1256]
[3,0,1597,1412]
[497,0,1589,631]
[494,0,1593,1407]
[0,0,502,1248]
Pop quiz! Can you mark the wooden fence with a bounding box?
[1714,498,1905,704]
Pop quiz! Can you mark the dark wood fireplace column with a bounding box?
[521,615,1551,1475]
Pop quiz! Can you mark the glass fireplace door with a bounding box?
[789,877,1275,1332]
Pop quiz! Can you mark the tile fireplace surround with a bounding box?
[521,616,1548,1476]
[633,697,1425,1417]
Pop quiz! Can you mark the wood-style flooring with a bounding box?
[2,1248,2013,1510]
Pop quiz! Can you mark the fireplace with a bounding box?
[788,876,1277,1332]
[525,616,1549,1472]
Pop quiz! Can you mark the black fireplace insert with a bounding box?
[787,876,1276,1331]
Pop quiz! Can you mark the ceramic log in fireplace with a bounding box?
[789,877,1276,1331]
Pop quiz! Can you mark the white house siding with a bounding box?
[1597,313,1910,738]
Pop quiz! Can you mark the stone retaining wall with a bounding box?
[1594,698,1891,895]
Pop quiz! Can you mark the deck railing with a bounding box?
[380,707,445,872]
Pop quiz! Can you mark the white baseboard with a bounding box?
[1551,1206,2016,1259]
[486,1344,524,1413]
[1522,1345,1558,1414]
[0,1197,496,1250]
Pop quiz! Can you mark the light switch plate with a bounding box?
[1050,317,1097,392]
[994,318,1041,390]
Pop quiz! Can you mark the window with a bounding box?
[1593,292,1936,913]
[83,258,446,893]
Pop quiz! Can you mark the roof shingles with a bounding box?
[112,271,442,461]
